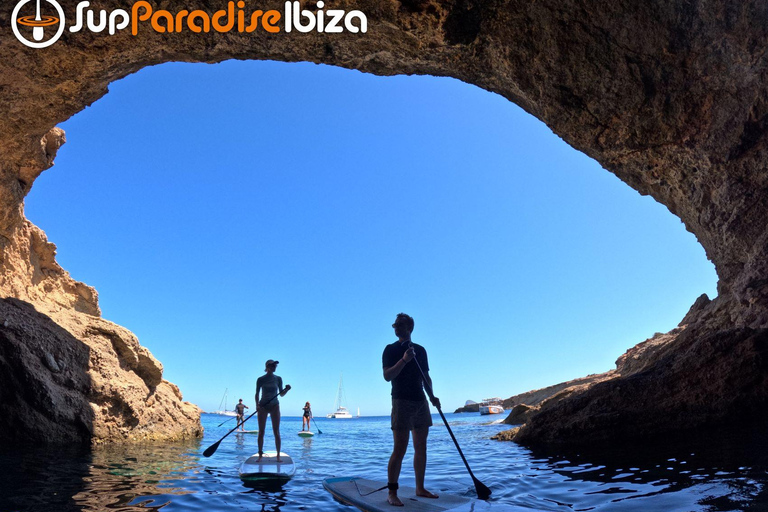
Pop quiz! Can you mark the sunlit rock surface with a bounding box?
[1,0,768,445]
[0,297,201,445]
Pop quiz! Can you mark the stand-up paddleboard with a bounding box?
[237,430,258,434]
[298,431,314,438]
[240,451,295,483]
[323,477,530,512]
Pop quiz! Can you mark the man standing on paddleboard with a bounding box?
[382,313,441,506]
[255,359,291,462]
[235,398,249,432]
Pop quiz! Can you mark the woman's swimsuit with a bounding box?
[256,373,283,407]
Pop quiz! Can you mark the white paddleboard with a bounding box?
[323,477,531,512]
[237,430,259,434]
[240,451,295,483]
[298,431,314,438]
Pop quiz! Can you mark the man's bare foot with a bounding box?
[387,493,404,506]
[415,489,439,499]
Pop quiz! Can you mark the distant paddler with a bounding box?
[255,359,291,462]
[235,398,249,432]
[302,401,313,432]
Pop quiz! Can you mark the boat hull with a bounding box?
[327,405,353,418]
[479,405,504,415]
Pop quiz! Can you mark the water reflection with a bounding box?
[0,444,91,512]
[518,427,768,511]
[73,439,201,511]
[2,415,768,511]
[242,487,288,510]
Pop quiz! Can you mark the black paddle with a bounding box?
[217,415,237,428]
[408,343,492,500]
[203,387,289,457]
[311,416,323,434]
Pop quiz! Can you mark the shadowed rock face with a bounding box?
[1,0,767,445]
[0,298,202,445]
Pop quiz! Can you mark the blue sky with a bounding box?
[25,60,718,417]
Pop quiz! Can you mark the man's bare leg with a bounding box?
[387,429,410,506]
[412,426,438,498]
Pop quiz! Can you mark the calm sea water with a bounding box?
[2,413,768,511]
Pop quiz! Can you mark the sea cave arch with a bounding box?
[0,0,767,447]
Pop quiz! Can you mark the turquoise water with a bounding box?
[1,413,767,511]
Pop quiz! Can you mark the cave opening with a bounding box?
[23,59,717,416]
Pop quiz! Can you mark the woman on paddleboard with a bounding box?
[382,313,441,507]
[302,401,312,432]
[255,359,291,461]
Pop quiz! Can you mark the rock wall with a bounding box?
[512,320,768,447]
[0,297,201,445]
[0,143,201,444]
[1,0,768,446]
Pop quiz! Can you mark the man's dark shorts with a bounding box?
[391,398,432,431]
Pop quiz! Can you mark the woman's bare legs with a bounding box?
[271,405,282,461]
[256,407,268,460]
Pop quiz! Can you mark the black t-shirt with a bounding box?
[235,403,246,415]
[382,341,430,401]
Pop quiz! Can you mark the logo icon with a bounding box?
[12,0,65,48]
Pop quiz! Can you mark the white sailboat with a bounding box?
[327,374,353,418]
[212,388,237,416]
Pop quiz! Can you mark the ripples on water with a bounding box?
[1,413,767,511]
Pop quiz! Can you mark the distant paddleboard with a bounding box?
[298,431,314,438]
[323,477,528,512]
[237,430,258,434]
[240,451,295,483]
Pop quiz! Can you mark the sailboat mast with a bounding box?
[218,387,229,411]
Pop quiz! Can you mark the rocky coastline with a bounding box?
[454,372,614,415]
[0,207,201,445]
[488,295,768,447]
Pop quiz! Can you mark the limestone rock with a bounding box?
[491,427,520,442]
[513,325,768,447]
[0,298,201,445]
[505,404,539,425]
[454,402,480,413]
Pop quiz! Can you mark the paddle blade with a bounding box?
[474,477,492,500]
[203,440,221,458]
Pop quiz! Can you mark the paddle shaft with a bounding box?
[217,415,237,428]
[408,344,492,499]
[311,416,323,434]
